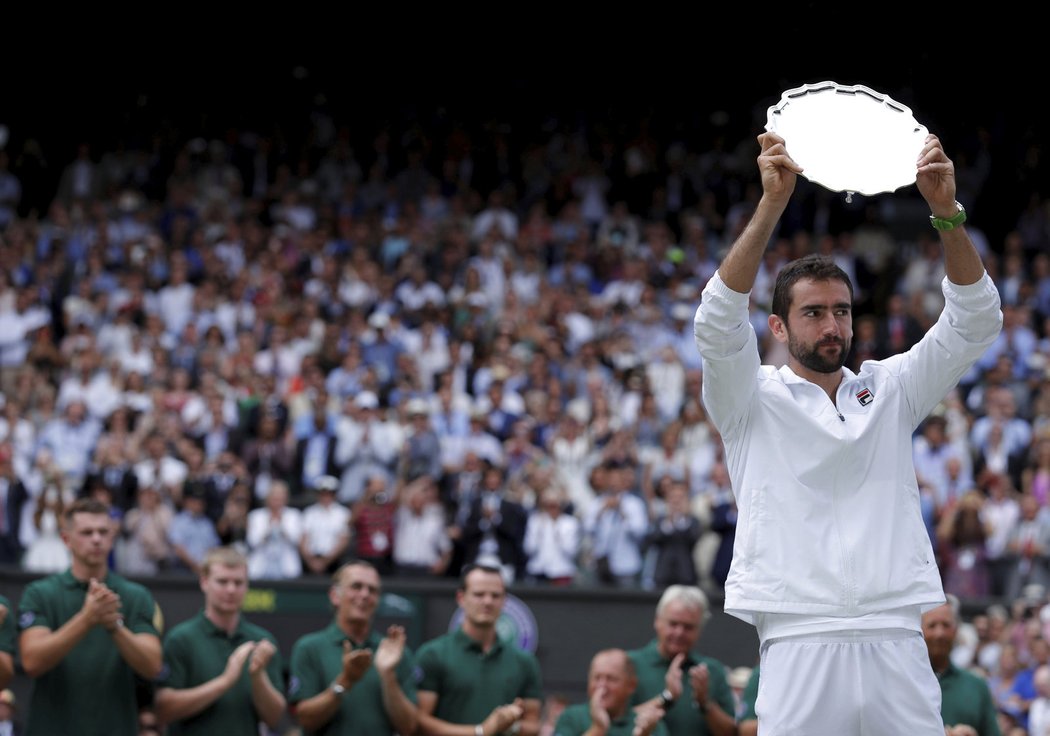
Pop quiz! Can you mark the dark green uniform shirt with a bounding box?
[288,622,418,736]
[18,569,160,736]
[627,639,734,736]
[157,610,285,736]
[0,594,15,658]
[938,662,1002,736]
[554,701,669,736]
[415,628,543,731]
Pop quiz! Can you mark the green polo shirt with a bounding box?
[938,662,1002,736]
[158,610,285,736]
[415,628,543,728]
[554,701,669,736]
[18,569,160,736]
[288,621,418,736]
[0,594,15,657]
[627,639,734,736]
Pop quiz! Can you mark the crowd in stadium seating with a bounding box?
[1,91,1050,732]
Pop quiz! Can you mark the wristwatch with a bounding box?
[929,201,966,231]
[658,688,676,708]
[330,682,347,696]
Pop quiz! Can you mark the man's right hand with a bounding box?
[755,132,802,204]
[223,641,256,685]
[663,653,685,700]
[588,686,611,731]
[341,640,373,683]
[84,578,122,629]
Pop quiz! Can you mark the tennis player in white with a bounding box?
[694,130,1002,735]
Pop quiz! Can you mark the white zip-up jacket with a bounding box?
[695,271,1002,623]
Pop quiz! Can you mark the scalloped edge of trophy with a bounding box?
[765,80,921,131]
[764,80,929,197]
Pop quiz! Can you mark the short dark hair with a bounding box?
[332,558,378,586]
[64,497,110,524]
[770,254,854,321]
[459,563,504,591]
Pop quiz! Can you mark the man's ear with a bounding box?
[768,313,788,343]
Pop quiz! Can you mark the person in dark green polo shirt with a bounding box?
[17,497,163,736]
[288,559,418,736]
[554,648,668,736]
[154,545,286,735]
[627,585,735,736]
[416,563,543,736]
[0,594,15,689]
[923,594,1002,736]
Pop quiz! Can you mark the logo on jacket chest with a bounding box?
[855,387,874,406]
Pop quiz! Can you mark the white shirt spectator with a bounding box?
[393,484,452,571]
[247,486,303,580]
[524,495,581,581]
[332,406,403,504]
[300,496,352,557]
[583,488,649,581]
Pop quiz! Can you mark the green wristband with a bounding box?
[930,201,966,231]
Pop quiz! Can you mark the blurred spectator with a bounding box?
[548,410,594,515]
[938,490,991,599]
[333,391,400,504]
[399,397,442,483]
[703,461,738,592]
[85,435,138,513]
[0,686,19,735]
[458,461,528,583]
[35,398,101,491]
[0,445,28,565]
[1029,664,1050,736]
[971,386,1032,484]
[291,393,339,501]
[392,474,452,578]
[640,424,689,508]
[984,472,1023,597]
[643,478,701,589]
[299,474,351,576]
[583,461,647,587]
[166,483,220,575]
[246,479,303,580]
[914,414,974,515]
[133,430,188,507]
[241,409,295,503]
[21,481,70,573]
[1022,436,1050,505]
[351,473,397,575]
[523,484,580,586]
[1004,494,1050,602]
[214,480,251,554]
[989,643,1033,731]
[118,483,174,575]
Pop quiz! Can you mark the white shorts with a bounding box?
[756,629,944,736]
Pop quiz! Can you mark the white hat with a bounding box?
[355,391,379,409]
[368,311,390,330]
[671,303,693,321]
[405,397,430,416]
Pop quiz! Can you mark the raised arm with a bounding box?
[914,133,985,286]
[718,132,802,294]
